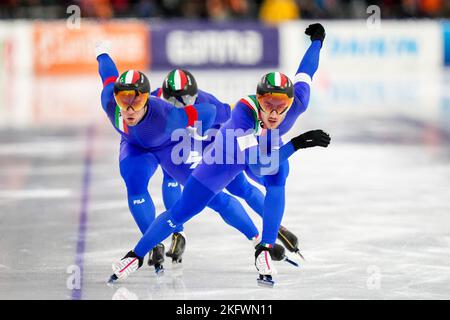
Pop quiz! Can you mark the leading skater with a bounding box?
[110,23,329,286]
[151,69,302,264]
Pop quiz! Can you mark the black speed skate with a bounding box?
[277,225,305,260]
[166,232,186,264]
[148,243,165,275]
[271,243,299,267]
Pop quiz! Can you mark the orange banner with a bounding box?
[33,21,149,75]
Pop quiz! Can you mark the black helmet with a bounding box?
[256,72,293,98]
[256,72,294,115]
[162,69,198,107]
[114,70,150,95]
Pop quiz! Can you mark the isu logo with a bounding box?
[133,198,145,205]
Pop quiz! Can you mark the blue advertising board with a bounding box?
[149,22,279,69]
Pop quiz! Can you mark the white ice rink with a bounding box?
[0,70,449,299]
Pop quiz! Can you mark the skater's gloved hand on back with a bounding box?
[95,40,112,58]
[305,23,325,46]
[291,129,331,150]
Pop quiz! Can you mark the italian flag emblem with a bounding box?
[240,96,259,117]
[267,72,288,87]
[119,70,140,85]
[168,69,188,91]
[115,106,128,134]
[239,96,263,136]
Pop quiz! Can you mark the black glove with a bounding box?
[305,23,325,45]
[291,129,331,150]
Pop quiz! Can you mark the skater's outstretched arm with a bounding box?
[291,23,325,116]
[198,89,232,125]
[293,39,321,113]
[165,102,221,135]
[151,88,231,136]
[296,38,323,79]
[245,130,330,177]
[97,53,119,87]
[277,23,325,136]
[95,41,119,113]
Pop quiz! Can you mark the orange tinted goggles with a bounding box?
[114,90,149,111]
[257,93,293,115]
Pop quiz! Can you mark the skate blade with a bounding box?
[107,274,119,286]
[283,257,300,267]
[257,278,275,288]
[257,275,275,288]
[295,250,306,261]
[155,267,165,276]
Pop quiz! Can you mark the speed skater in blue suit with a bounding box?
[95,41,271,274]
[151,68,303,264]
[110,23,331,286]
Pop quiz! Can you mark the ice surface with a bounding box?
[0,70,449,299]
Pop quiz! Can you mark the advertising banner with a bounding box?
[279,21,443,73]
[0,21,32,75]
[150,22,279,69]
[443,22,450,66]
[0,22,33,128]
[33,21,149,75]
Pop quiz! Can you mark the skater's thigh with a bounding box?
[225,172,247,193]
[261,160,290,187]
[170,176,216,224]
[119,142,159,190]
[192,161,245,194]
[243,167,265,187]
[207,191,231,211]
[153,145,192,186]
[162,168,175,181]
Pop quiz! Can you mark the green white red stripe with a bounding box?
[240,96,258,118]
[115,106,128,134]
[267,72,288,87]
[169,69,188,91]
[239,95,262,135]
[120,70,140,85]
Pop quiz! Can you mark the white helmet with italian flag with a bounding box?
[256,72,294,115]
[162,69,198,108]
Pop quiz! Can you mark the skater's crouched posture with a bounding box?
[152,69,303,265]
[110,23,330,287]
[96,43,254,274]
[96,42,300,276]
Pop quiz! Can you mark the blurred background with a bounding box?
[0,0,449,20]
[0,1,449,299]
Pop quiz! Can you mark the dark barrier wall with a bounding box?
[149,22,279,70]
